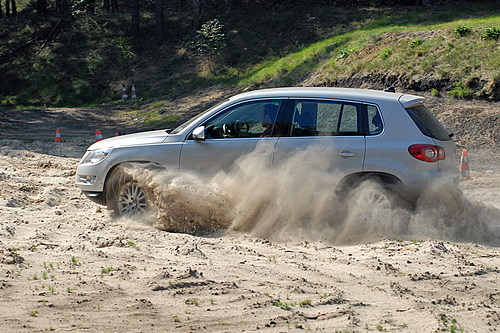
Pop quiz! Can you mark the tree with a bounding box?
[36,0,48,15]
[191,0,200,28]
[154,0,165,43]
[10,0,16,15]
[184,19,228,73]
[103,0,118,12]
[0,0,3,18]
[56,0,70,16]
[130,0,140,37]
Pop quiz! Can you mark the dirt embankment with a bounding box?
[0,92,499,331]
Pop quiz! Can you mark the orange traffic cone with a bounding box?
[95,129,104,142]
[131,84,137,99]
[55,128,62,142]
[459,149,470,179]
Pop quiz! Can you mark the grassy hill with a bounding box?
[0,1,499,107]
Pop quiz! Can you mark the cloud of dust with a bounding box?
[125,143,500,246]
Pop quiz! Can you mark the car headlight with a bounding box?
[80,148,113,164]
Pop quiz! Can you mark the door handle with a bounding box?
[338,150,356,158]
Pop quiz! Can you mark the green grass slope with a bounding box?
[229,4,500,99]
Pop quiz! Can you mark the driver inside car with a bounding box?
[260,103,278,137]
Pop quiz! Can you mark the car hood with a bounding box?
[87,129,170,150]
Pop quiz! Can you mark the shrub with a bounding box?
[184,19,227,56]
[454,24,472,36]
[337,49,353,59]
[409,38,424,47]
[448,82,474,99]
[379,48,392,59]
[482,27,500,40]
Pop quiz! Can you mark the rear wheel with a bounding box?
[338,177,412,243]
[106,165,152,217]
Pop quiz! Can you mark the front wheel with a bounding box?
[106,165,153,217]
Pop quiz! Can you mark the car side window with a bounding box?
[367,105,383,135]
[289,100,362,137]
[203,100,281,139]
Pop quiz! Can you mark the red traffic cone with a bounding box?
[55,128,62,142]
[115,132,120,136]
[459,149,470,179]
[95,129,104,142]
[131,84,137,99]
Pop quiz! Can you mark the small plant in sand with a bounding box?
[441,314,462,333]
[29,310,38,317]
[173,316,181,322]
[272,300,291,310]
[70,257,79,266]
[299,299,312,307]
[100,267,113,277]
[185,298,200,306]
[127,241,141,251]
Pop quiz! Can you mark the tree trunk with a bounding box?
[36,0,48,15]
[111,0,118,12]
[5,0,9,17]
[56,0,70,16]
[85,0,95,13]
[130,0,140,37]
[154,0,165,43]
[192,0,200,28]
[10,0,16,15]
[0,0,3,18]
[103,0,110,11]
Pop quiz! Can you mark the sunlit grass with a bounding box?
[233,6,500,89]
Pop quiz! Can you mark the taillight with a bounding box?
[408,144,445,162]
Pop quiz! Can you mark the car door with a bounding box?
[273,99,366,177]
[179,99,284,175]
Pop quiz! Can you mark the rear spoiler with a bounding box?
[398,94,425,109]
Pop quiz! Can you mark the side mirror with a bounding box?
[192,126,205,140]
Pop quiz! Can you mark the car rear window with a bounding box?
[406,105,451,141]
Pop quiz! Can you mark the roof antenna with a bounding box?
[384,86,396,93]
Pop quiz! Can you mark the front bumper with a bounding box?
[82,191,106,206]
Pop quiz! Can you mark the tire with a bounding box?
[105,164,152,217]
[338,178,412,243]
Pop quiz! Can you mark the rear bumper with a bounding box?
[82,191,106,206]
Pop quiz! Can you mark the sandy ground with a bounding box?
[0,137,498,332]
[0,96,499,332]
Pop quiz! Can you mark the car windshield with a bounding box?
[406,105,451,141]
[170,104,222,134]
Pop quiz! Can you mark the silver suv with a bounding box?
[76,88,457,216]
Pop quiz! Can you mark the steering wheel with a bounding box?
[222,123,236,137]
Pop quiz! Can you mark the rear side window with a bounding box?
[406,105,451,141]
[367,105,383,135]
[288,100,362,137]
